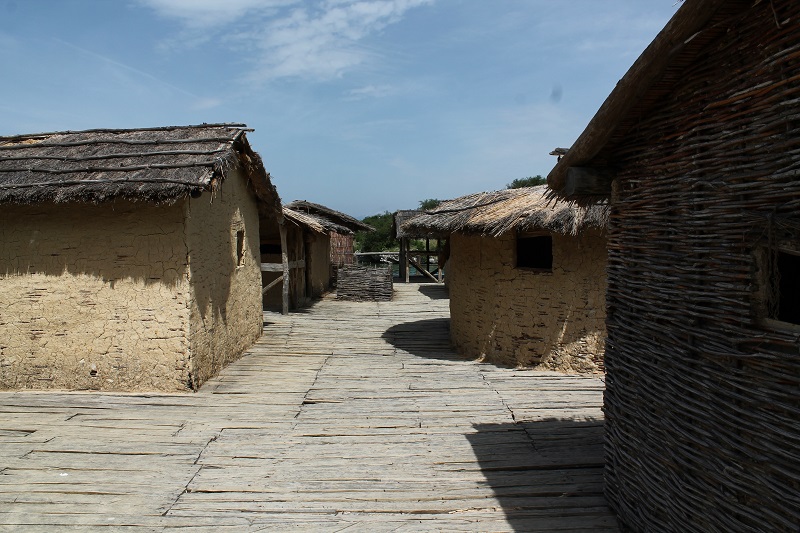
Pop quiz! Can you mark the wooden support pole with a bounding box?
[437,239,443,283]
[425,238,430,274]
[408,256,440,284]
[399,238,406,282]
[279,221,289,315]
[404,239,410,284]
[261,276,283,295]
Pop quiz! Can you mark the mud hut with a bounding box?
[0,124,281,392]
[547,0,800,529]
[402,185,607,372]
[261,201,372,310]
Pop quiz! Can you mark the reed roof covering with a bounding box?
[547,0,746,201]
[400,185,607,238]
[285,200,374,234]
[392,210,425,239]
[282,206,348,235]
[0,123,281,215]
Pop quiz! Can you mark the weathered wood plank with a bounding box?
[0,283,615,531]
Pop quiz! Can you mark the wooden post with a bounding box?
[279,221,289,315]
[404,238,410,284]
[399,238,406,282]
[437,240,443,283]
[425,238,430,275]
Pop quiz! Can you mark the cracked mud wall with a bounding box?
[0,201,192,390]
[184,168,263,388]
[447,231,607,372]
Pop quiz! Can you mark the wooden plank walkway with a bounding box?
[0,283,618,532]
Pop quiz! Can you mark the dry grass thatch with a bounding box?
[393,209,425,239]
[0,123,281,215]
[284,200,374,234]
[400,185,607,238]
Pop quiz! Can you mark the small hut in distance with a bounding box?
[403,185,607,372]
[261,200,373,311]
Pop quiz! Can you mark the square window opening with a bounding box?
[517,235,553,270]
[236,229,245,266]
[769,249,800,325]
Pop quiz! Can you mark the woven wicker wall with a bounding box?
[603,2,800,531]
[330,232,355,267]
[336,265,393,301]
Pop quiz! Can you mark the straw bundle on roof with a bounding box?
[401,185,606,238]
[0,123,280,215]
[286,200,374,234]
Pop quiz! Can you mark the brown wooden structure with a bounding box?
[261,200,372,313]
[548,0,800,529]
[392,210,443,283]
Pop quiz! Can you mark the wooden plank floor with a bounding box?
[0,283,618,532]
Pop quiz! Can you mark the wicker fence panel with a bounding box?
[602,2,800,531]
[336,265,393,302]
[330,232,355,267]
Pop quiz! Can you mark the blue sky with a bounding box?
[0,0,679,219]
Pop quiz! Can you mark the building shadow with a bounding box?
[382,318,463,360]
[417,283,449,300]
[467,419,619,531]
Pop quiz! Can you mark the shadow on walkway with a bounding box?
[417,283,449,300]
[382,318,462,360]
[468,419,618,532]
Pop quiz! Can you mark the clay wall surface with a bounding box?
[0,201,191,390]
[184,168,263,388]
[447,231,606,372]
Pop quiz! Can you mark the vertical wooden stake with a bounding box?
[399,237,406,282]
[279,221,289,315]
[404,238,410,284]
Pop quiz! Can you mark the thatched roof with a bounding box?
[547,0,747,200]
[282,205,355,236]
[284,200,373,234]
[400,185,607,238]
[393,209,425,239]
[0,123,281,215]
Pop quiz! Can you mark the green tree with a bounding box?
[506,175,546,189]
[355,212,397,252]
[418,198,442,211]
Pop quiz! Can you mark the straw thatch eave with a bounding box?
[0,123,281,217]
[547,0,750,202]
[284,200,374,233]
[401,185,607,239]
[282,206,354,236]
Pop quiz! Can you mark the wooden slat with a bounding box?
[0,283,615,531]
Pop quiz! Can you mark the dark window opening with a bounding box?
[772,250,800,325]
[260,243,281,254]
[517,235,553,270]
[236,230,245,266]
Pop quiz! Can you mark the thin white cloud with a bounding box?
[137,0,433,83]
[346,84,395,99]
[138,0,297,28]
[245,0,434,82]
[52,38,221,111]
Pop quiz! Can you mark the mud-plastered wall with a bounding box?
[447,230,607,372]
[0,201,191,390]
[185,168,263,388]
